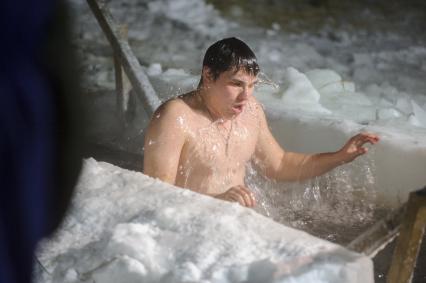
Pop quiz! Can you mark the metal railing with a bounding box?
[87,0,161,123]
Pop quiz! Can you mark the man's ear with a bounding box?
[202,67,214,83]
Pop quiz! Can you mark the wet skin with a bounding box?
[143,68,380,207]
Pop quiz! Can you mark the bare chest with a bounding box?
[180,115,259,175]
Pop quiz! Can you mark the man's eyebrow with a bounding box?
[230,78,245,83]
[230,78,259,85]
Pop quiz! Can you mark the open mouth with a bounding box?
[232,104,244,113]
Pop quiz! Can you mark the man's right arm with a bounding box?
[143,99,187,185]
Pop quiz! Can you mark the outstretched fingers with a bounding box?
[357,132,380,145]
[340,132,380,162]
[351,132,380,156]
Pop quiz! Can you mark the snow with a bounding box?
[37,0,426,281]
[38,159,373,283]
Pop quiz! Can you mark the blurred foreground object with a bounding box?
[0,1,84,283]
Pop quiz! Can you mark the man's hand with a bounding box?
[337,132,380,164]
[214,185,256,207]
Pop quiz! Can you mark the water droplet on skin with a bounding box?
[177,116,184,125]
[156,113,161,118]
[148,140,155,145]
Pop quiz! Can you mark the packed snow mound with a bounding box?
[38,159,373,283]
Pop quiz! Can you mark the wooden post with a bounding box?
[387,187,426,283]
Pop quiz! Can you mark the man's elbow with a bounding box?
[144,168,176,185]
[268,159,309,183]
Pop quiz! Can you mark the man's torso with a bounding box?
[174,93,261,195]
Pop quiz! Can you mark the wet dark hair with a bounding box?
[202,37,260,81]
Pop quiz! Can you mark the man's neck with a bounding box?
[196,86,236,124]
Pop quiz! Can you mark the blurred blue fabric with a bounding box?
[0,1,57,282]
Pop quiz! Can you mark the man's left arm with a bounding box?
[253,104,379,182]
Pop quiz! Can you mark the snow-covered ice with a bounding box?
[37,159,373,283]
[39,0,426,281]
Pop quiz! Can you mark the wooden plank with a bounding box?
[387,187,426,283]
[347,204,405,256]
[86,0,160,117]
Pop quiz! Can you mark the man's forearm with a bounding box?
[276,151,344,182]
[301,151,344,179]
[272,133,379,182]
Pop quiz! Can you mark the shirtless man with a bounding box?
[143,37,379,207]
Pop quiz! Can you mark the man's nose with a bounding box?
[239,86,251,99]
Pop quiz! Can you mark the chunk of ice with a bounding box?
[282,67,320,103]
[395,97,412,115]
[411,100,426,127]
[408,113,423,127]
[376,108,402,120]
[378,97,394,108]
[281,68,331,114]
[147,63,163,76]
[306,69,355,95]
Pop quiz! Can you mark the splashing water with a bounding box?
[245,148,387,245]
[256,72,280,90]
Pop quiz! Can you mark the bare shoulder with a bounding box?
[247,96,267,121]
[153,96,191,118]
[151,93,196,122]
[145,94,198,142]
[249,96,264,111]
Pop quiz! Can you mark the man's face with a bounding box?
[203,68,258,118]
